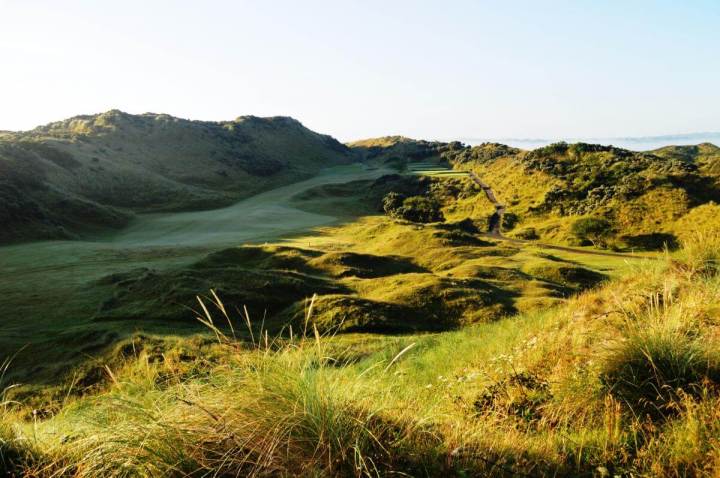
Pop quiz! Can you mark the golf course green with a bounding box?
[0,163,391,383]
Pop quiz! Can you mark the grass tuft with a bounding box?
[674,230,720,278]
[601,325,720,419]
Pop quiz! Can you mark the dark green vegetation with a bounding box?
[383,193,445,223]
[570,216,613,247]
[0,110,351,243]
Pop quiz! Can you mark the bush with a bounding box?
[514,228,539,240]
[676,231,720,277]
[382,192,405,215]
[570,217,613,247]
[501,212,519,231]
[398,196,444,223]
[382,194,444,223]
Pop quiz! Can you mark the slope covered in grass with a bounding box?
[0,110,352,244]
[91,216,614,335]
[2,233,719,477]
[446,141,720,248]
[349,137,720,249]
[0,163,390,395]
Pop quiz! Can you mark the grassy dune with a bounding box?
[4,131,720,476]
[351,137,720,249]
[0,163,390,390]
[0,110,352,244]
[2,233,719,476]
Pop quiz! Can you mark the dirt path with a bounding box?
[407,164,654,260]
[460,170,654,260]
[466,171,505,235]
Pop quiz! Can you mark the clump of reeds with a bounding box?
[15,292,440,477]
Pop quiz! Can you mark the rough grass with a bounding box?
[601,324,720,419]
[3,303,448,477]
[2,233,719,476]
[91,218,620,337]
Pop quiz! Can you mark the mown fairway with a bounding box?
[0,163,391,382]
[0,158,639,391]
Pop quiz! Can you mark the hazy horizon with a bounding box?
[2,107,719,152]
[1,0,719,141]
[458,132,720,151]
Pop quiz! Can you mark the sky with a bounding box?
[0,0,719,142]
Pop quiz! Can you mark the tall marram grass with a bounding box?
[12,295,444,477]
[5,233,720,477]
[601,315,720,419]
[673,230,720,277]
[1,353,41,475]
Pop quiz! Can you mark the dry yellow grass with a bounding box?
[2,234,718,476]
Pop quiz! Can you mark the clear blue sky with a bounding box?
[1,0,718,141]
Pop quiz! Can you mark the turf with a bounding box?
[0,163,390,385]
[4,142,708,477]
[0,155,642,415]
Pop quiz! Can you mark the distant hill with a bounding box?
[0,110,352,244]
[349,137,720,249]
[459,132,720,151]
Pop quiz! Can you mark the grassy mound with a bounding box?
[0,110,353,243]
[3,233,718,476]
[195,244,323,271]
[94,263,345,323]
[601,326,720,419]
[289,295,412,333]
[308,251,427,278]
[522,263,607,291]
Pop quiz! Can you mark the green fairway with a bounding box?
[0,163,391,383]
[109,163,389,247]
[406,161,469,178]
[0,159,640,391]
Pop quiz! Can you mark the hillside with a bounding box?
[0,110,352,244]
[2,127,720,476]
[2,233,719,476]
[350,137,720,250]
